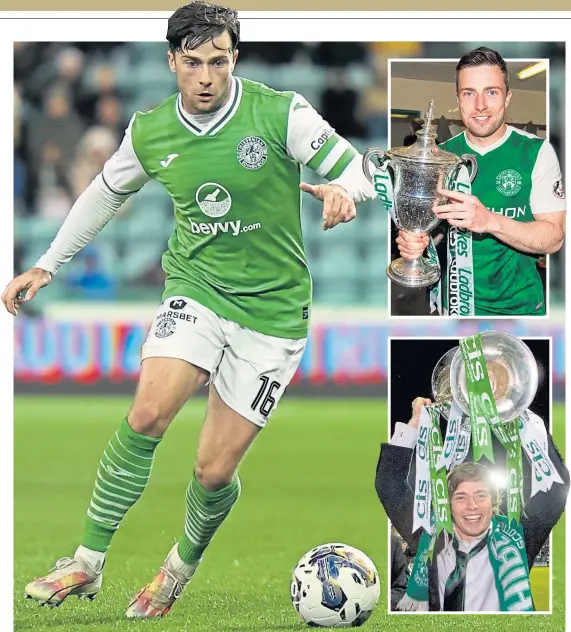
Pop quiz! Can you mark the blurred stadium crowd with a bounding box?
[13,41,565,309]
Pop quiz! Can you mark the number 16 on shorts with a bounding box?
[251,376,282,419]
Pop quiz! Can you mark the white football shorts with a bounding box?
[140,296,307,427]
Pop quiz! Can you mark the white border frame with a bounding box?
[386,335,554,615]
[1,13,568,631]
[387,57,553,321]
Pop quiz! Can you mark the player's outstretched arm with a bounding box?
[3,118,151,316]
[286,93,377,230]
[299,181,356,230]
[434,187,565,254]
[2,268,52,315]
[375,397,431,552]
[2,176,130,315]
[434,141,566,254]
[485,210,565,255]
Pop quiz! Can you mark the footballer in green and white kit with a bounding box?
[5,1,379,619]
[396,47,566,316]
[439,125,565,315]
[99,74,365,424]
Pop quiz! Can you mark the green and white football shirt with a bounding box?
[439,126,566,316]
[102,77,362,339]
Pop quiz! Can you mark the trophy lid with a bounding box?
[388,100,463,166]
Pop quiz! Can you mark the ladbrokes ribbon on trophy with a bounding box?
[427,237,441,315]
[446,225,475,317]
[431,164,475,316]
[446,166,475,317]
[372,162,396,224]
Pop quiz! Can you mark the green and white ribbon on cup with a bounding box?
[413,405,433,534]
[372,160,397,224]
[436,400,467,472]
[372,155,445,313]
[459,333,524,523]
[430,164,475,316]
[451,417,472,470]
[414,404,454,562]
[426,406,453,560]
[519,410,564,496]
[411,332,560,537]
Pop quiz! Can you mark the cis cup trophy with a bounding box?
[362,100,478,288]
[431,330,538,423]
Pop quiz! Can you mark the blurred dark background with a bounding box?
[389,337,551,432]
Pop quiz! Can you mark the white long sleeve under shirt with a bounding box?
[35,87,377,276]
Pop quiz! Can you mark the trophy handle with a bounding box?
[460,153,478,183]
[362,148,389,185]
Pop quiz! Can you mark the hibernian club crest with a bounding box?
[237,136,268,170]
[496,169,523,197]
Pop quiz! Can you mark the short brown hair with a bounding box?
[448,462,501,513]
[167,1,240,53]
[456,46,509,94]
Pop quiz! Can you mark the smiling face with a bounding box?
[168,31,238,115]
[450,480,494,541]
[457,64,512,144]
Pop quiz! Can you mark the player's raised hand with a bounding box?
[300,182,356,230]
[434,186,498,234]
[396,230,430,260]
[1,267,52,315]
[408,397,432,429]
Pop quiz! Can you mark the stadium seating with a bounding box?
[18,41,562,307]
[16,42,389,306]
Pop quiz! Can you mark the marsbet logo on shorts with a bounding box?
[170,299,187,310]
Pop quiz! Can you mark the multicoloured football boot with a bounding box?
[125,544,200,618]
[24,556,102,607]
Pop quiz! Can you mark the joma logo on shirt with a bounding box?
[189,218,262,236]
[488,206,527,218]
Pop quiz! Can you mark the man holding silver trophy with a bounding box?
[375,332,569,612]
[366,47,566,316]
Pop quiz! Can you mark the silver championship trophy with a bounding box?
[363,100,478,288]
[431,331,539,423]
[431,345,458,420]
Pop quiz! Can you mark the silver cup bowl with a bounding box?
[449,331,538,423]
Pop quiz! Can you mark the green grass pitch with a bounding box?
[14,397,565,631]
[530,567,549,613]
